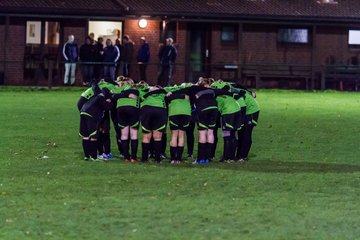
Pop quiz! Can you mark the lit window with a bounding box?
[26,21,60,45]
[316,0,338,4]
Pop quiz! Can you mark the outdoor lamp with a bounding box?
[138,19,148,29]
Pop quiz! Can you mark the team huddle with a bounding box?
[77,77,260,164]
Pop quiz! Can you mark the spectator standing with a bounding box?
[157,38,177,87]
[89,32,97,45]
[79,37,96,85]
[115,38,123,77]
[93,37,104,81]
[122,35,134,77]
[62,34,78,85]
[103,39,120,82]
[137,37,150,82]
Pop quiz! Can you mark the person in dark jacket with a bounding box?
[79,37,96,85]
[137,37,150,82]
[157,37,177,87]
[115,38,123,78]
[62,34,78,85]
[103,39,120,82]
[93,37,104,82]
[122,35,134,77]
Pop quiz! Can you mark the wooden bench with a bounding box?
[241,65,313,89]
[321,65,360,91]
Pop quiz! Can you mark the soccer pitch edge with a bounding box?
[0,87,360,239]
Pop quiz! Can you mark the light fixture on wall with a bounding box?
[138,19,148,29]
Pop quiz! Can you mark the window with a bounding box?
[24,21,60,81]
[160,21,177,43]
[221,24,238,44]
[45,22,60,45]
[26,21,41,44]
[277,28,309,44]
[348,30,360,46]
[26,21,60,45]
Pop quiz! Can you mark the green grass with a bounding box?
[1,88,360,239]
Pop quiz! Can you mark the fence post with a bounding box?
[48,60,53,89]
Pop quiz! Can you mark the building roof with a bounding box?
[121,0,360,22]
[0,0,125,16]
[1,0,360,22]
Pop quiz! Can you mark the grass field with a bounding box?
[1,87,360,239]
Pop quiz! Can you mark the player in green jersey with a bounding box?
[113,82,141,163]
[140,86,168,163]
[230,83,260,162]
[165,89,192,164]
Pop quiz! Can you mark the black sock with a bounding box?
[230,138,237,160]
[223,137,231,160]
[82,139,90,158]
[103,132,111,154]
[170,146,177,160]
[149,138,154,157]
[97,133,103,155]
[197,143,206,160]
[161,133,167,155]
[141,142,150,162]
[121,139,130,159]
[213,129,218,158]
[89,140,98,159]
[207,142,215,160]
[154,140,162,162]
[177,146,184,161]
[117,137,122,155]
[131,139,138,160]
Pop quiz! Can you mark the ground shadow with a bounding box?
[156,160,360,173]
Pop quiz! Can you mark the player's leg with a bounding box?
[130,127,138,162]
[170,129,179,164]
[140,106,152,162]
[141,132,152,162]
[186,118,195,159]
[176,130,185,163]
[121,126,131,162]
[152,130,163,163]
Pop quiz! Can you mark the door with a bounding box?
[188,23,211,83]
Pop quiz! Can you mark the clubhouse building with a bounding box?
[1,0,360,90]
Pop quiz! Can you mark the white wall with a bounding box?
[88,21,122,43]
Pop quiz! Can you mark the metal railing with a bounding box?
[1,59,360,91]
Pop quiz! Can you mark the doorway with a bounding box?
[187,23,211,83]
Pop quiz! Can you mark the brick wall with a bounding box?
[0,23,4,73]
[175,21,187,84]
[314,26,360,66]
[4,18,25,85]
[123,19,160,85]
[242,24,312,65]
[123,20,186,85]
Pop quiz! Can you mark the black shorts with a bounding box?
[98,111,110,133]
[140,106,167,133]
[169,115,191,131]
[221,112,242,131]
[197,108,218,130]
[244,111,260,126]
[117,106,140,129]
[79,113,100,139]
[77,96,88,111]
